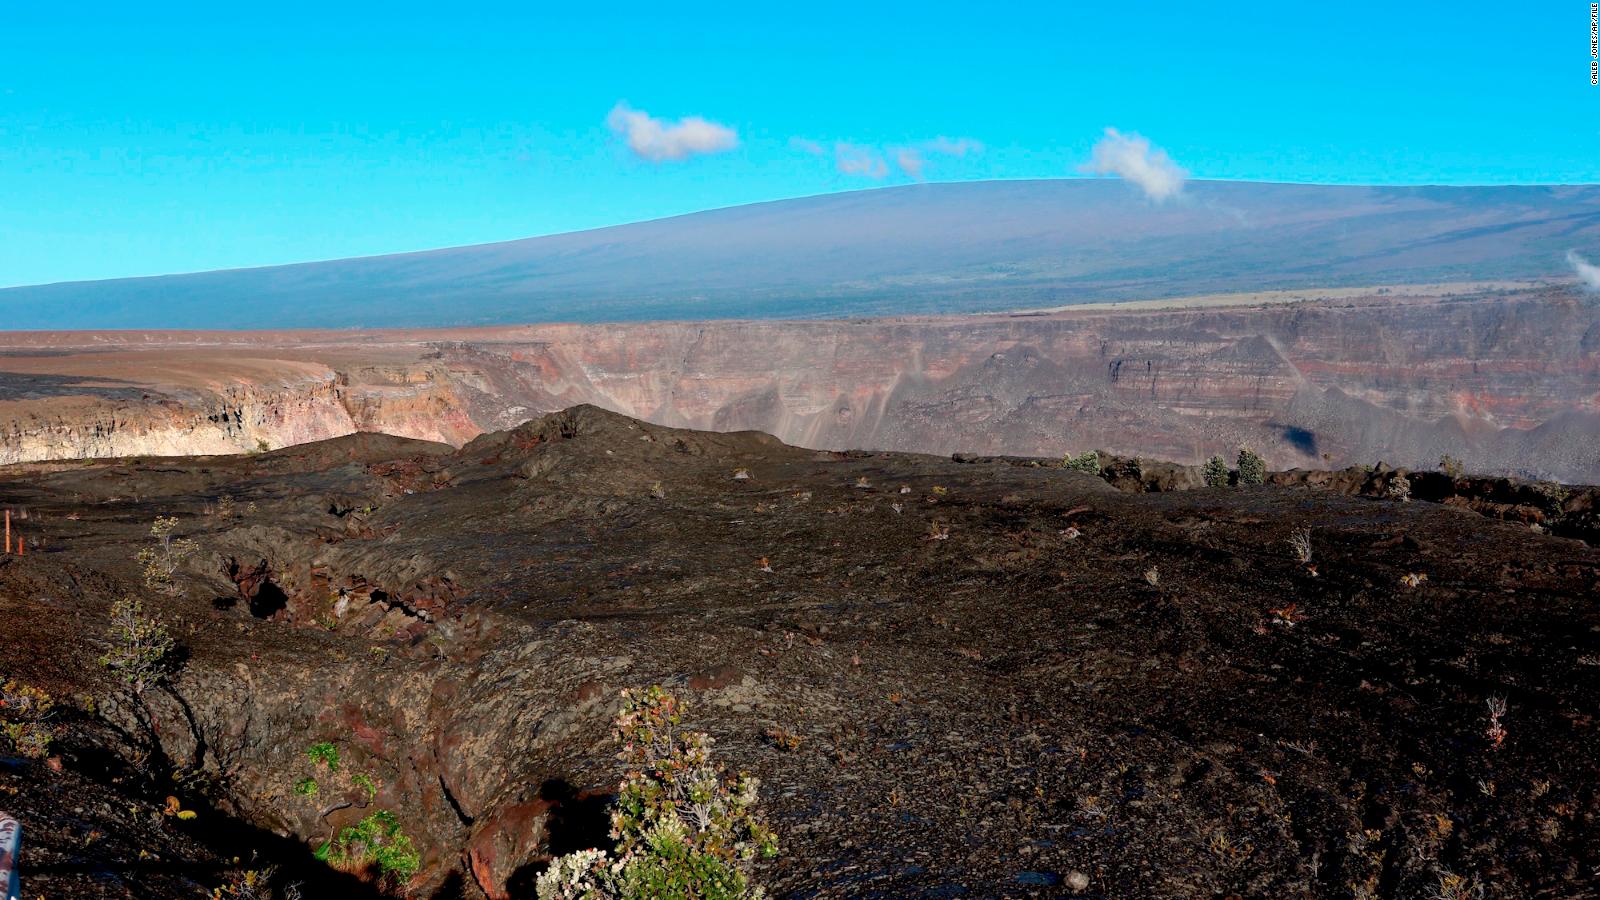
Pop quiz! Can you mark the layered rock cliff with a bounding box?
[2,285,1597,481]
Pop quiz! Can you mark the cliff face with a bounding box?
[0,361,479,464]
[2,285,1597,481]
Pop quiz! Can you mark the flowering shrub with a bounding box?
[0,678,56,759]
[98,598,179,695]
[536,686,778,900]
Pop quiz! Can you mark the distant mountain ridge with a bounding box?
[5,179,1599,329]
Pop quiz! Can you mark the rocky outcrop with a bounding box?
[7,406,1600,898]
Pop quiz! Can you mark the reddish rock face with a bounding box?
[0,285,1596,481]
[466,799,552,899]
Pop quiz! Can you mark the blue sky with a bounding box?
[2,2,1595,288]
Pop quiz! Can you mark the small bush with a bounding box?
[1062,451,1101,474]
[210,867,278,900]
[317,810,420,888]
[1286,527,1313,565]
[0,678,56,759]
[98,598,179,695]
[137,516,199,595]
[536,686,777,900]
[1439,455,1464,479]
[306,742,340,771]
[1201,455,1230,488]
[1531,480,1569,506]
[1387,473,1412,502]
[293,777,320,798]
[1236,448,1267,486]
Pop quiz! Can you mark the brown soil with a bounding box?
[2,405,1598,898]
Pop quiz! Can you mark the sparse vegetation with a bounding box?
[306,741,340,771]
[1439,454,1465,478]
[1431,871,1483,900]
[1236,448,1266,486]
[1387,473,1412,502]
[1531,480,1568,507]
[1485,696,1508,750]
[536,686,777,900]
[210,867,281,900]
[1062,451,1101,474]
[98,598,179,694]
[1202,455,1230,487]
[763,724,803,752]
[1286,527,1313,565]
[137,515,199,594]
[0,677,57,759]
[316,809,420,888]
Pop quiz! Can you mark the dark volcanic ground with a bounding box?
[2,406,1599,899]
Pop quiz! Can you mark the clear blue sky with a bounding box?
[2,2,1595,288]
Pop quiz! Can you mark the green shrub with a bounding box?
[98,598,179,695]
[1236,448,1267,486]
[317,809,420,887]
[1062,451,1101,474]
[536,686,777,900]
[306,741,340,771]
[294,777,320,798]
[1201,455,1230,488]
[0,678,56,759]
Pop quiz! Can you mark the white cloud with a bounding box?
[606,102,738,162]
[1568,250,1600,290]
[1081,127,1186,202]
[820,135,983,180]
[925,136,983,157]
[835,143,889,179]
[895,148,925,179]
[789,137,825,156]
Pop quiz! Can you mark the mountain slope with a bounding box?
[5,180,1599,329]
